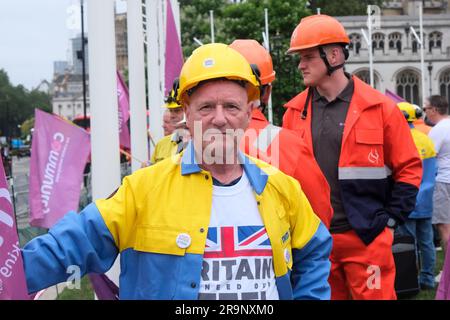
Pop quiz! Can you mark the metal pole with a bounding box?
[87,0,121,200]
[419,2,426,106]
[127,0,149,173]
[264,8,273,124]
[80,0,88,129]
[367,5,374,88]
[210,10,215,43]
[146,0,164,150]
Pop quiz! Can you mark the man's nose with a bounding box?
[211,105,227,127]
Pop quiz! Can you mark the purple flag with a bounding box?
[88,274,119,300]
[385,89,406,104]
[29,109,90,228]
[164,0,184,96]
[117,71,131,149]
[0,156,29,299]
[436,244,450,300]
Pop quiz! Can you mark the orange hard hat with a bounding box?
[287,14,350,54]
[229,39,275,85]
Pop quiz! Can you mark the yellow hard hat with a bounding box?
[177,43,261,102]
[164,79,181,109]
[397,102,421,122]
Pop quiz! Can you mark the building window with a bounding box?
[77,104,82,110]
[58,105,62,114]
[429,31,442,52]
[372,33,385,53]
[389,32,402,53]
[396,70,420,105]
[67,104,71,110]
[348,33,361,55]
[439,69,450,104]
[354,69,379,90]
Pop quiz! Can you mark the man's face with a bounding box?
[297,47,327,87]
[162,111,174,136]
[423,100,438,125]
[184,80,252,164]
[169,107,185,124]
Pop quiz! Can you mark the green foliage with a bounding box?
[0,69,51,138]
[179,0,385,124]
[180,0,310,125]
[20,117,35,140]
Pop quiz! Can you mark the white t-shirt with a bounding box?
[429,118,450,183]
[198,171,279,300]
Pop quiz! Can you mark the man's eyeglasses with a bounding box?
[423,106,435,111]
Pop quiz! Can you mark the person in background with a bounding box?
[425,95,450,266]
[282,14,422,299]
[150,80,189,164]
[397,101,437,290]
[412,103,433,135]
[230,39,333,228]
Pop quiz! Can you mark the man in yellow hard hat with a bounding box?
[20,43,332,300]
[283,14,422,300]
[397,101,437,290]
[150,80,190,164]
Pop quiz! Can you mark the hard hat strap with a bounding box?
[301,87,313,120]
[318,46,345,76]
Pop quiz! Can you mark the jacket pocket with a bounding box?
[355,129,383,145]
[134,225,188,256]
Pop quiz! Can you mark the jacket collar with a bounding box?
[284,75,385,112]
[181,141,268,195]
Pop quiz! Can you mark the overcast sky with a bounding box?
[0,0,126,90]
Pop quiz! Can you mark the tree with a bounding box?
[180,0,310,125]
[0,69,51,138]
[179,0,385,125]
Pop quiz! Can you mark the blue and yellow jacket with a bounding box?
[409,126,436,219]
[22,142,332,300]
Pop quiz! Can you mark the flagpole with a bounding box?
[264,8,273,124]
[419,2,426,106]
[127,0,149,173]
[210,10,215,43]
[80,0,88,129]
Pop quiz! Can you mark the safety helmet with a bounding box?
[177,43,261,102]
[164,78,181,109]
[287,14,350,54]
[397,102,422,122]
[229,39,275,85]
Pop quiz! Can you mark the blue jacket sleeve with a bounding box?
[291,222,332,300]
[412,156,437,218]
[21,203,118,294]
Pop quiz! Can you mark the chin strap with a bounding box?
[301,87,313,120]
[318,46,346,76]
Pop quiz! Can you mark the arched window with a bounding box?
[396,70,420,104]
[439,69,450,104]
[349,33,362,55]
[372,33,385,53]
[429,31,442,53]
[389,32,402,53]
[354,69,380,90]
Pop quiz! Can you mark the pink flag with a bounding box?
[29,109,91,229]
[385,89,406,104]
[0,156,29,299]
[117,71,131,149]
[165,0,184,95]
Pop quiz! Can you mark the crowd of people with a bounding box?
[18,14,450,300]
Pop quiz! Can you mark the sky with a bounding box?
[0,0,126,91]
